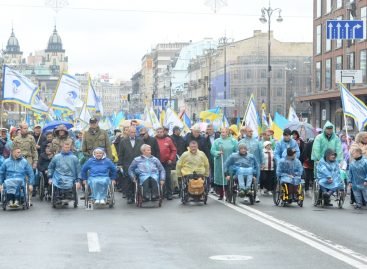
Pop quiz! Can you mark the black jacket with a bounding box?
[184,133,210,159]
[117,136,144,169]
[171,134,186,157]
[143,136,160,159]
[37,152,53,172]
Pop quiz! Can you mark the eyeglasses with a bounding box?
[140,133,146,136]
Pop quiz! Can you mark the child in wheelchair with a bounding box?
[276,148,303,202]
[316,149,344,206]
[348,148,367,209]
[81,148,117,205]
[224,143,258,199]
[0,147,34,208]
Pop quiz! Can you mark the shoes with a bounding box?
[100,199,106,205]
[14,200,19,207]
[8,200,14,207]
[218,196,223,200]
[354,204,362,209]
[268,191,273,196]
[255,196,260,203]
[238,190,245,198]
[80,195,85,200]
[243,197,249,203]
[167,195,173,200]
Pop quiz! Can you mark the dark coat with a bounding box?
[184,133,210,159]
[37,152,53,172]
[170,134,187,157]
[143,136,160,159]
[117,136,144,171]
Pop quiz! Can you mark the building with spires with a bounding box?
[3,28,23,65]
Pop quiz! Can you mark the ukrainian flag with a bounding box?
[199,107,221,122]
[270,112,289,140]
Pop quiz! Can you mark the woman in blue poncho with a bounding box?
[81,148,117,205]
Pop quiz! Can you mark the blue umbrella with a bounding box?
[42,120,73,134]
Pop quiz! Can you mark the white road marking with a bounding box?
[87,232,101,252]
[209,195,367,269]
[209,255,253,261]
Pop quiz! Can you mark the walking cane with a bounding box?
[220,145,225,200]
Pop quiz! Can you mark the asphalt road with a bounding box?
[0,191,366,269]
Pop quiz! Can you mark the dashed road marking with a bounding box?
[209,255,253,261]
[87,232,101,252]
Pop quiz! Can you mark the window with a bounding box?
[325,59,332,89]
[276,87,283,97]
[361,7,367,41]
[325,0,331,14]
[336,16,343,48]
[276,69,283,79]
[348,52,355,69]
[246,69,252,79]
[260,87,266,96]
[260,70,266,79]
[316,25,322,54]
[336,0,342,9]
[336,56,343,70]
[325,35,331,52]
[360,50,367,83]
[316,0,321,17]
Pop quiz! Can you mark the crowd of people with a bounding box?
[0,116,366,210]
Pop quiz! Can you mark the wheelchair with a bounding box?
[226,172,256,205]
[84,179,115,208]
[180,173,208,205]
[37,171,52,202]
[1,178,31,211]
[273,177,305,207]
[135,177,162,208]
[50,181,78,209]
[312,180,345,209]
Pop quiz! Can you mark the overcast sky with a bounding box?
[0,0,313,80]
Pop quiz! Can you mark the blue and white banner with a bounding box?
[288,106,299,122]
[340,83,367,131]
[52,73,82,111]
[87,77,104,115]
[262,109,269,127]
[164,107,183,135]
[2,65,38,106]
[31,92,49,113]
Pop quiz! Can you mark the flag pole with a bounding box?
[343,113,350,146]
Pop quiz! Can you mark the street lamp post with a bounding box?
[260,2,283,116]
[218,36,233,117]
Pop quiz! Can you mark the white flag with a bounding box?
[31,92,49,113]
[79,103,91,124]
[340,84,367,131]
[242,94,260,137]
[87,78,104,115]
[2,65,37,106]
[52,74,82,111]
[288,106,299,122]
[149,107,161,129]
[164,107,184,135]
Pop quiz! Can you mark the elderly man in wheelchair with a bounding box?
[0,147,34,209]
[316,149,344,207]
[276,148,304,205]
[224,143,258,203]
[128,144,165,203]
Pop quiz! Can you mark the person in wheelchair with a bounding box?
[276,148,303,202]
[128,144,165,202]
[176,140,210,189]
[47,142,81,202]
[0,147,34,207]
[348,148,367,209]
[81,148,117,205]
[316,149,344,206]
[224,143,258,199]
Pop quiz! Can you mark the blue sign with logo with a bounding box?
[326,20,365,40]
[153,98,169,108]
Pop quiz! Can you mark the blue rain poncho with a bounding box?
[48,151,81,190]
[274,138,300,164]
[238,137,263,179]
[348,156,367,191]
[128,155,165,185]
[81,148,117,200]
[276,157,303,185]
[0,156,34,195]
[224,148,258,190]
[316,149,344,191]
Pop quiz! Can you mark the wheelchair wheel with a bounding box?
[135,182,143,207]
[158,185,162,207]
[1,188,6,211]
[226,176,233,203]
[39,172,45,201]
[108,182,115,208]
[73,184,78,208]
[84,184,90,208]
[337,190,345,209]
[312,181,320,207]
[297,184,304,207]
[24,181,30,210]
[273,180,281,206]
[181,178,188,204]
[51,184,56,208]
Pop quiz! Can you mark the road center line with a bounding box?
[87,232,101,253]
[209,195,367,269]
